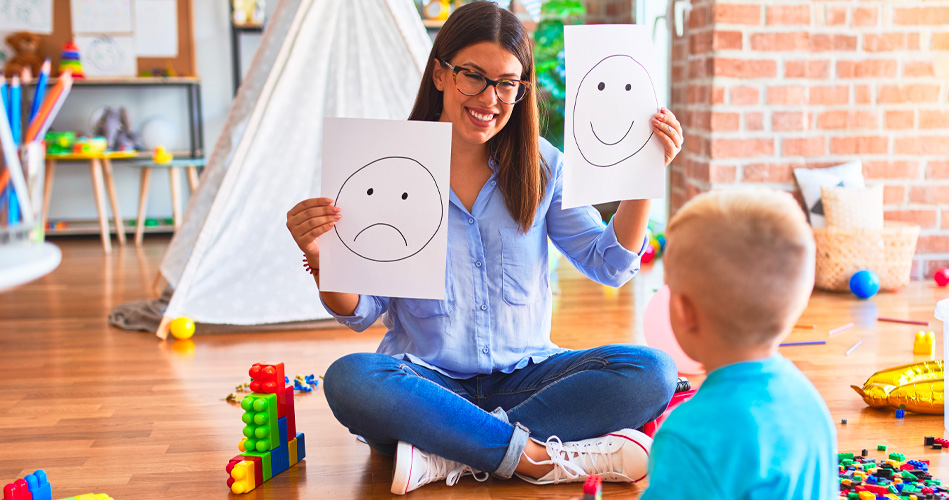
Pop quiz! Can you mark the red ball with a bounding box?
[641,242,657,264]
[935,267,949,287]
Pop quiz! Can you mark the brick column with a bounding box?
[669,0,949,277]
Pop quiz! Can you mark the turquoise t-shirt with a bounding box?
[640,354,838,500]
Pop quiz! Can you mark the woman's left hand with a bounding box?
[652,107,683,167]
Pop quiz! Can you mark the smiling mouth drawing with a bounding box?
[354,223,407,246]
[590,120,634,146]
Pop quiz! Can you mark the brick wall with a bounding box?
[584,0,632,24]
[669,0,949,279]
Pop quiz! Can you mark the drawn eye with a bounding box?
[367,188,374,195]
[401,193,408,200]
[597,82,605,91]
[625,84,631,91]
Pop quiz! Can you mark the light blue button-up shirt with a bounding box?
[323,138,646,379]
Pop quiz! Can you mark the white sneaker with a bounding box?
[390,440,489,495]
[516,428,652,485]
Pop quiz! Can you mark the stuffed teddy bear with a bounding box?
[4,32,44,78]
[93,107,144,152]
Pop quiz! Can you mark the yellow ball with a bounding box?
[170,317,195,340]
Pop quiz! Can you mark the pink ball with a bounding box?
[643,286,704,375]
[641,243,657,264]
[935,267,949,287]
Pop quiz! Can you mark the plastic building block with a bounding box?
[278,416,288,446]
[877,444,887,451]
[228,460,257,494]
[896,409,905,419]
[249,363,287,418]
[285,385,297,438]
[913,331,935,355]
[241,393,278,452]
[72,494,113,500]
[841,419,847,424]
[243,451,272,482]
[289,438,298,466]
[241,454,264,487]
[270,421,291,477]
[25,470,52,500]
[296,432,306,461]
[925,436,935,446]
[583,475,602,500]
[3,479,31,500]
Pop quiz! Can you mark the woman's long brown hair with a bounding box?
[408,1,549,232]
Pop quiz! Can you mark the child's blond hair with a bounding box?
[664,188,815,347]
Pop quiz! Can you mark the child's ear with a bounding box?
[432,58,446,91]
[669,290,698,336]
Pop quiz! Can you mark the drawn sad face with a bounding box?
[573,55,659,167]
[334,157,444,262]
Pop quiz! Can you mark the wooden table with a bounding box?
[43,151,139,253]
[126,158,205,245]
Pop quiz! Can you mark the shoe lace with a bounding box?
[426,453,489,486]
[529,435,618,483]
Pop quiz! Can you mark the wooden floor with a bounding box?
[1,236,947,499]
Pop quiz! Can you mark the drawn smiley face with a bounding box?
[573,55,659,167]
[334,157,444,262]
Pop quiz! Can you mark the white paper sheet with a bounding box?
[0,0,53,33]
[562,24,666,209]
[134,0,178,57]
[71,0,133,33]
[75,36,137,77]
[320,117,452,299]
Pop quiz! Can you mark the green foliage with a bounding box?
[533,0,585,149]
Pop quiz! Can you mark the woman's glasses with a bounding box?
[440,60,531,104]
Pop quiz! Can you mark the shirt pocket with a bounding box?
[500,224,550,306]
[399,251,455,318]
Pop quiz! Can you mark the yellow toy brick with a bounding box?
[914,331,935,355]
[230,460,257,494]
[289,437,298,466]
[858,491,875,500]
[71,495,114,500]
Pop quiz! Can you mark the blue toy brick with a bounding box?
[296,432,306,461]
[270,441,290,476]
[25,469,53,500]
[278,417,288,447]
[895,409,905,419]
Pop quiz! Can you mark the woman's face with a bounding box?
[432,42,525,147]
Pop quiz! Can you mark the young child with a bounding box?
[639,189,838,499]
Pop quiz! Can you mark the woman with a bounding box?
[286,1,684,494]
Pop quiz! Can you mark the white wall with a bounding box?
[2,1,275,224]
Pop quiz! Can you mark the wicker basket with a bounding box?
[813,221,920,292]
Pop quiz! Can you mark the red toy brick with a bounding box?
[285,385,297,438]
[249,362,287,418]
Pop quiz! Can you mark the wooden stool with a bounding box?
[127,159,204,245]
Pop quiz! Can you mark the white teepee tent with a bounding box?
[155,0,431,338]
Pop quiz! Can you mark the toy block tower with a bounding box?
[226,362,307,494]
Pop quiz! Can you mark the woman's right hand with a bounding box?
[286,197,341,261]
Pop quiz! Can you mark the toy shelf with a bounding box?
[45,219,176,236]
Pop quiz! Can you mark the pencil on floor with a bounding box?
[794,324,817,329]
[779,340,827,347]
[877,317,929,326]
[845,341,862,356]
[829,322,854,337]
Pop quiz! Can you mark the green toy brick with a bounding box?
[838,452,854,461]
[877,444,887,451]
[241,393,278,452]
[243,450,273,482]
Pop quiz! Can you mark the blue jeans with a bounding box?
[323,344,677,478]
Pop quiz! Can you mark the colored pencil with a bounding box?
[794,323,817,329]
[877,317,929,326]
[779,340,827,347]
[828,322,854,337]
[29,60,51,124]
[25,69,73,144]
[0,76,6,119]
[10,76,20,146]
[0,93,32,225]
[845,341,862,356]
